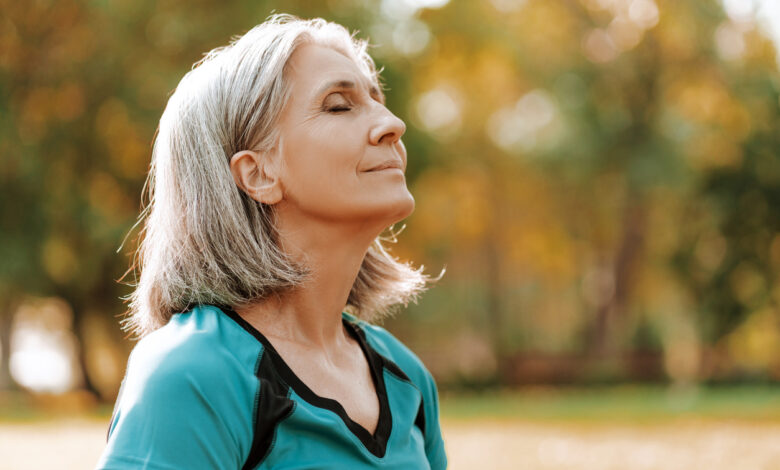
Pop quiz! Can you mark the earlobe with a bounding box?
[229,150,283,205]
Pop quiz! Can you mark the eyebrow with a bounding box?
[316,79,385,103]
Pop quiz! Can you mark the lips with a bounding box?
[366,159,404,172]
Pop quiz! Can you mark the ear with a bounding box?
[229,150,283,205]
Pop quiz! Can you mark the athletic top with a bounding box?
[96,304,447,469]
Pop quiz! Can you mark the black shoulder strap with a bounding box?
[242,349,295,470]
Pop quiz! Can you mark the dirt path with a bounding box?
[1,419,779,469]
[443,419,780,470]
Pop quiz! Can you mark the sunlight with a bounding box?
[380,0,450,21]
[723,0,780,66]
[8,299,78,394]
[392,18,431,56]
[10,327,76,394]
[486,89,558,152]
[415,87,462,137]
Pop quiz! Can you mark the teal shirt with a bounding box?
[96,305,447,469]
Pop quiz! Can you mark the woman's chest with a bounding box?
[253,370,429,470]
[276,343,381,434]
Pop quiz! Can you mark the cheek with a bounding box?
[281,128,364,198]
[290,119,360,159]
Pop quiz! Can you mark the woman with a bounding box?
[96,14,447,470]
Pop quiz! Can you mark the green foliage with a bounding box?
[2,0,779,389]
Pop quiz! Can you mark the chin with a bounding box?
[353,192,414,229]
[385,192,415,224]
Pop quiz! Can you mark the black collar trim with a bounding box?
[221,307,393,458]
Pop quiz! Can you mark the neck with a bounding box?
[236,210,382,349]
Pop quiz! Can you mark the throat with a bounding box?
[268,323,381,434]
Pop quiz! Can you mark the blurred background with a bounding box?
[2,0,780,468]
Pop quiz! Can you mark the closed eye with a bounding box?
[323,92,352,113]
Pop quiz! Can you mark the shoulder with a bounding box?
[100,306,262,469]
[125,305,261,391]
[116,305,263,422]
[346,314,436,392]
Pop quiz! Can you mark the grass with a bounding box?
[439,383,780,424]
[0,390,114,423]
[2,383,780,424]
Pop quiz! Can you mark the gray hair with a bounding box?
[122,14,430,337]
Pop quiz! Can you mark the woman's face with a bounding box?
[273,43,414,228]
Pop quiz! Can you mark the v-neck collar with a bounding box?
[221,307,393,458]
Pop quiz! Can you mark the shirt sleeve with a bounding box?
[95,335,253,470]
[420,368,447,470]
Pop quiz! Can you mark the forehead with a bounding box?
[285,43,377,96]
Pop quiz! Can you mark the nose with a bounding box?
[369,104,406,146]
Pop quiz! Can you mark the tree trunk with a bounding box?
[0,295,21,391]
[485,232,506,380]
[583,34,657,361]
[484,170,509,382]
[54,288,104,400]
[70,304,103,400]
[586,194,647,358]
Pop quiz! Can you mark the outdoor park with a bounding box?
[2,0,780,468]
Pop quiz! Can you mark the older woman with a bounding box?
[96,14,447,470]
